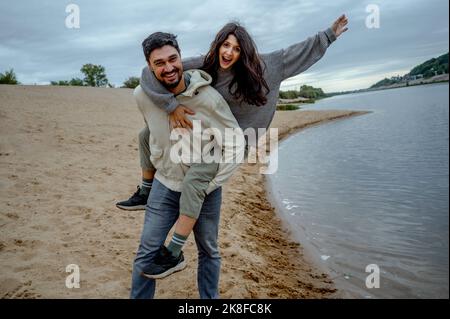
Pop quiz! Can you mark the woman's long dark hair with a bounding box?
[202,22,270,106]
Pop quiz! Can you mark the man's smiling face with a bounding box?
[148,45,183,89]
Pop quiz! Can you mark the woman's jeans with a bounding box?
[130,178,222,299]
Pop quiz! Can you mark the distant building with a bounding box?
[404,74,423,81]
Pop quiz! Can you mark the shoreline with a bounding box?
[263,109,370,298]
[324,76,449,97]
[0,85,369,298]
[216,109,370,298]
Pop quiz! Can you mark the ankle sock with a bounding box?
[140,178,153,196]
[167,232,188,257]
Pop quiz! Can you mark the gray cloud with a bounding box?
[0,0,448,91]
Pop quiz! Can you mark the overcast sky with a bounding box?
[0,0,448,92]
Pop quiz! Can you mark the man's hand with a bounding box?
[169,105,195,130]
[332,14,348,38]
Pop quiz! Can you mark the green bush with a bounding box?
[279,85,326,100]
[0,69,19,84]
[122,76,140,89]
[277,104,300,111]
[81,63,109,87]
[51,80,70,86]
[279,90,300,99]
[69,78,84,86]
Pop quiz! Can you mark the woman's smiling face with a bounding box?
[219,34,241,70]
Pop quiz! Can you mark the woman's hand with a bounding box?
[169,105,195,130]
[332,14,349,38]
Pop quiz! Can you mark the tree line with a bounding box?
[2,66,328,99]
[371,52,449,88]
[278,84,326,100]
[0,64,140,88]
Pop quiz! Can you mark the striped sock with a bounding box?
[139,178,153,196]
[167,232,188,257]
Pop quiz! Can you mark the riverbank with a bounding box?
[0,85,367,298]
[327,74,449,97]
[220,109,370,298]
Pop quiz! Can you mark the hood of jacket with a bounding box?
[178,69,213,97]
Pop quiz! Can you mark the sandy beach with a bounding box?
[0,85,368,298]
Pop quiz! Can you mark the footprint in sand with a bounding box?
[1,280,41,299]
[111,232,131,240]
[220,241,231,249]
[12,239,41,252]
[219,281,235,296]
[101,167,113,176]
[5,212,19,220]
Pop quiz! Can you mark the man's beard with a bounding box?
[164,79,181,89]
[161,68,182,89]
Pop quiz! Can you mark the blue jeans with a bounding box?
[130,178,222,299]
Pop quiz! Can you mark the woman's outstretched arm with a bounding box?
[266,14,348,81]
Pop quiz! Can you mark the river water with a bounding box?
[268,83,449,298]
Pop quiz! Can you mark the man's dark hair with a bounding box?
[142,32,180,62]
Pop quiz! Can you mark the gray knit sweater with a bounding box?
[140,27,337,135]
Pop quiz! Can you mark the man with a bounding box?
[130,32,244,299]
